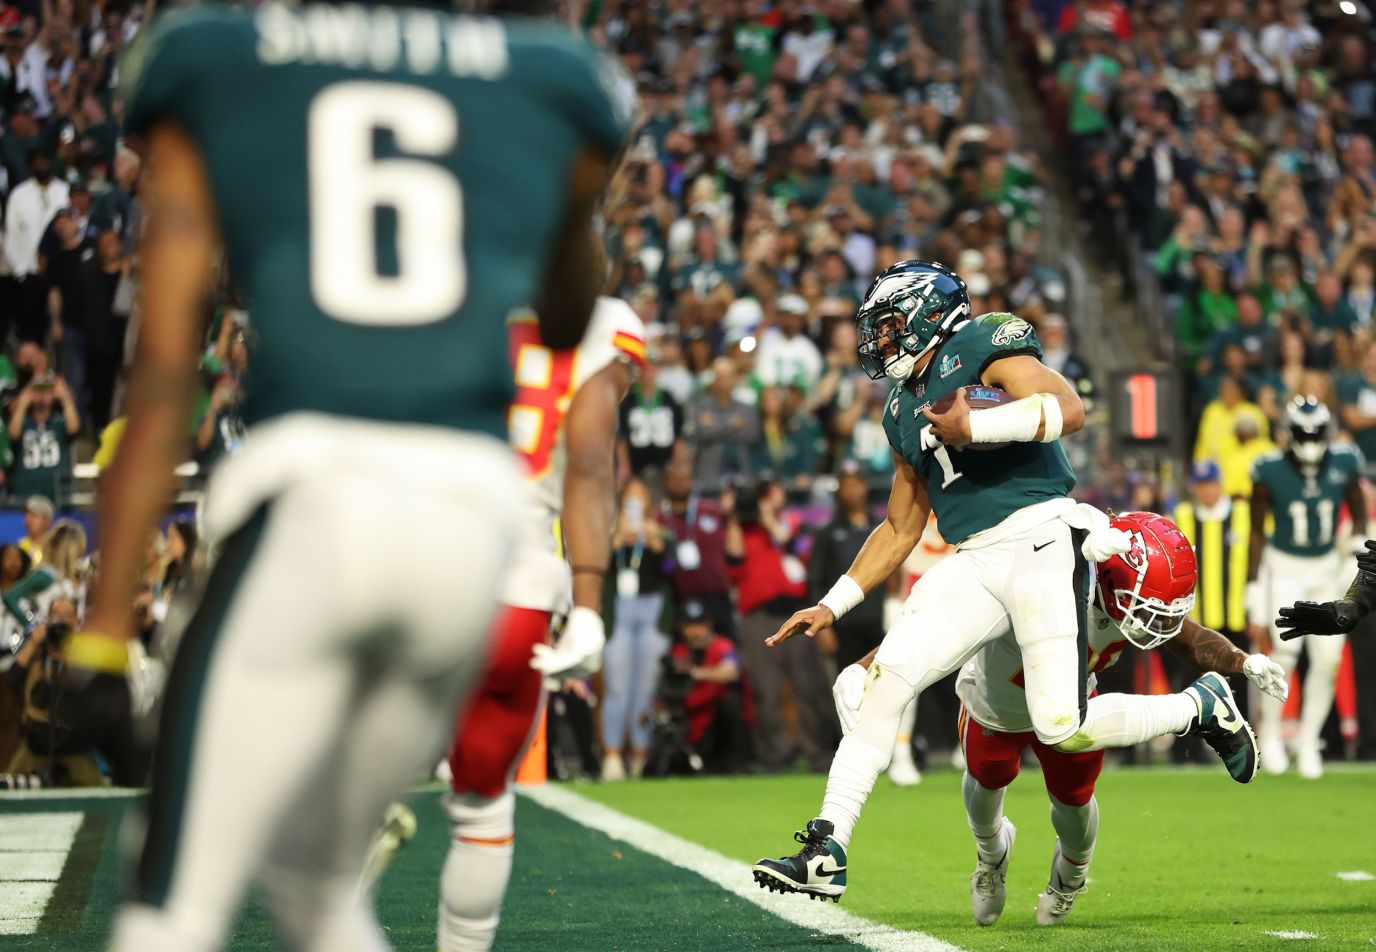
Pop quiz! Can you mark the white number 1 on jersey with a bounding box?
[308,81,466,325]
[933,444,963,489]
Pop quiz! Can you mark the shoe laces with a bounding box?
[792,827,829,859]
[973,864,1003,898]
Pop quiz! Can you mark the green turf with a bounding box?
[580,764,1376,950]
[2,766,1373,950]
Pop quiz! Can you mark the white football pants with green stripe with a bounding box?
[110,419,524,952]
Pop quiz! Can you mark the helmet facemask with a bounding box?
[1285,396,1332,469]
[854,266,970,382]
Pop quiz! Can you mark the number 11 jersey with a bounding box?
[121,3,632,439]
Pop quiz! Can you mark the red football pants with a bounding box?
[448,607,552,798]
[959,705,1104,807]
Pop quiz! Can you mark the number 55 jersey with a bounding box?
[121,3,633,439]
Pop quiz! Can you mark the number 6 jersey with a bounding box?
[120,3,633,440]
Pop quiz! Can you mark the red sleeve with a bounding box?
[1055,5,1078,35]
[1114,5,1132,40]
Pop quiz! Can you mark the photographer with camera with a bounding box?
[727,476,839,772]
[7,371,79,500]
[650,598,745,775]
[1,594,145,786]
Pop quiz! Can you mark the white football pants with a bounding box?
[110,421,522,952]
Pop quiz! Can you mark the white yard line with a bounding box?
[0,812,82,935]
[1263,930,1318,940]
[520,784,966,952]
[1335,870,1375,882]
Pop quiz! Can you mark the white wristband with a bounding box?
[820,575,866,621]
[968,393,1055,445]
[1039,394,1064,443]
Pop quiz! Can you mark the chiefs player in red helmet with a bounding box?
[831,512,1288,927]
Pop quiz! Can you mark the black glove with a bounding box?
[1276,599,1360,641]
[1356,539,1376,577]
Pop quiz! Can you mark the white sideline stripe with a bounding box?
[0,786,141,801]
[0,813,82,935]
[521,785,965,952]
[1264,931,1318,940]
[1335,870,1375,881]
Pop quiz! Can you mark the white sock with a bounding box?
[439,792,515,952]
[1048,794,1097,890]
[1067,692,1197,752]
[962,771,1006,863]
[820,666,914,847]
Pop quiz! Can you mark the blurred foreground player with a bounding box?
[75,3,631,950]
[439,296,644,952]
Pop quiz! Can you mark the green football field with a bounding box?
[1,765,1373,950]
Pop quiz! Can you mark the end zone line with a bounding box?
[520,784,966,952]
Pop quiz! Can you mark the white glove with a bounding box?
[1243,653,1289,701]
[919,425,941,451]
[833,663,866,736]
[1063,503,1132,561]
[530,606,605,681]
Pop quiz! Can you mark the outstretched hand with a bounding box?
[1276,599,1360,641]
[1356,539,1376,576]
[765,604,836,647]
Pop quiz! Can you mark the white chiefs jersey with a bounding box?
[955,603,1131,734]
[500,296,646,612]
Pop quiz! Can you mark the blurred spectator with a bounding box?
[618,354,685,486]
[755,294,823,391]
[659,458,734,639]
[195,367,244,468]
[7,373,78,499]
[666,599,745,775]
[751,384,823,500]
[601,480,672,782]
[17,494,51,562]
[683,356,757,492]
[808,463,886,666]
[77,229,131,431]
[160,520,199,600]
[1338,340,1376,464]
[1038,312,1095,403]
[3,148,68,344]
[1194,375,1269,464]
[726,478,836,772]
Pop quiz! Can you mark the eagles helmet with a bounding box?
[1285,395,1332,467]
[855,260,970,381]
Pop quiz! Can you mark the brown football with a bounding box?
[930,386,1014,451]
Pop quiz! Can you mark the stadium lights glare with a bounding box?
[1340,0,1357,13]
[741,335,757,353]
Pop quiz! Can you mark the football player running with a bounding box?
[833,512,1287,926]
[753,260,1259,902]
[437,296,644,952]
[1247,396,1367,778]
[81,2,631,950]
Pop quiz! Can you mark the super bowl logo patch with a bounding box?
[938,354,962,378]
[990,318,1033,346]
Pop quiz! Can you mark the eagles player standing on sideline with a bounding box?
[754,261,1257,901]
[1247,396,1367,779]
[62,3,632,950]
[438,295,645,952]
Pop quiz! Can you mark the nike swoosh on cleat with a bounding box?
[1033,540,1055,552]
[816,864,847,877]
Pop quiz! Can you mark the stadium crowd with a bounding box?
[2,0,1376,785]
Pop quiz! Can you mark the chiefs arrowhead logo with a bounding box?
[1122,530,1149,573]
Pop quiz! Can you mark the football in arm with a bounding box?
[932,386,1014,451]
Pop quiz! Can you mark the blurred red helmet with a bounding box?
[1096,511,1197,649]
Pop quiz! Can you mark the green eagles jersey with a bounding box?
[11,416,71,499]
[882,312,1076,545]
[1252,446,1363,556]
[121,3,633,438]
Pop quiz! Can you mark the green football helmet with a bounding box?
[855,260,970,381]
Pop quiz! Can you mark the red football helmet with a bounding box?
[1096,511,1198,649]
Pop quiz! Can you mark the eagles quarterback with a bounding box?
[754,260,1257,901]
[1247,396,1367,779]
[68,2,632,950]
[834,512,1287,926]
